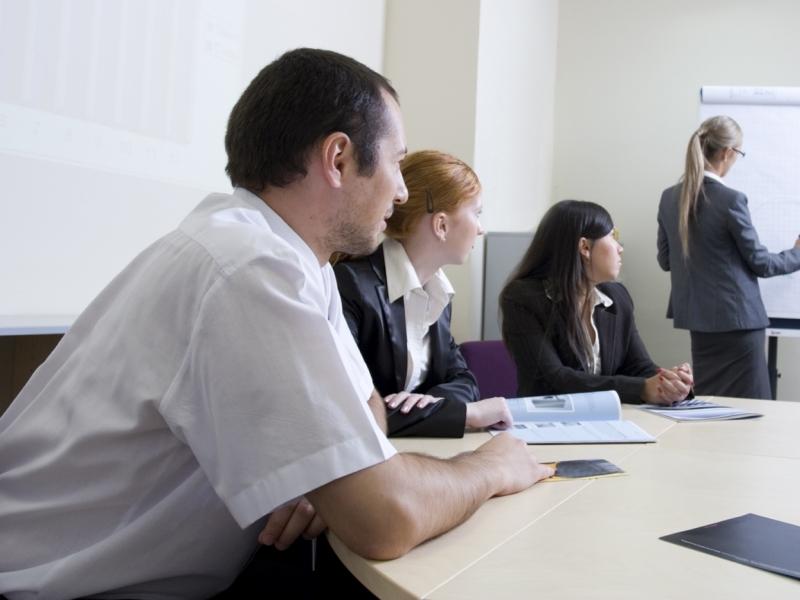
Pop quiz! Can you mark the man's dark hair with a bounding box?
[225,48,398,193]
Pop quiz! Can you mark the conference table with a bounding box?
[329,397,800,599]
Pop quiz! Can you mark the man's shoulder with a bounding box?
[181,192,309,277]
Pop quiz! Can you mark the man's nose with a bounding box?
[394,179,409,205]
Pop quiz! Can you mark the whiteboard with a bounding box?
[700,86,800,321]
[0,0,386,331]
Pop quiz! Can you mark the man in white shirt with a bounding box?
[0,48,552,599]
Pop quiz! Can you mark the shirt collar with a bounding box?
[592,286,614,309]
[233,187,321,273]
[383,237,454,303]
[703,170,726,186]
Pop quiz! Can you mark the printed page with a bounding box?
[641,398,762,421]
[493,419,655,444]
[506,391,622,424]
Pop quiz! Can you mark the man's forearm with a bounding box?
[308,434,546,561]
[367,388,387,434]
[391,451,498,540]
[310,452,494,559]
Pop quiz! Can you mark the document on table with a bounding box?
[491,391,655,444]
[640,398,763,421]
[544,459,626,481]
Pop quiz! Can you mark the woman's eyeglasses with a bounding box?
[732,148,746,158]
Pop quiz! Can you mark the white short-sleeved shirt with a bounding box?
[0,188,395,600]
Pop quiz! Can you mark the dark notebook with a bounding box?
[544,458,625,481]
[661,513,800,580]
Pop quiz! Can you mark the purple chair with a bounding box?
[459,340,518,399]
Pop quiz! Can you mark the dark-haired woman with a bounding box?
[500,200,692,405]
[657,115,800,399]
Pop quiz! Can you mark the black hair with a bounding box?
[501,199,613,368]
[225,48,398,193]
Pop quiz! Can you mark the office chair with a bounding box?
[459,340,518,399]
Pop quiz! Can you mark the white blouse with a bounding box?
[383,237,454,391]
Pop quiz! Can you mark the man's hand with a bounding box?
[465,397,513,430]
[258,497,326,550]
[473,433,554,496]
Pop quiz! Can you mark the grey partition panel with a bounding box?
[481,232,534,340]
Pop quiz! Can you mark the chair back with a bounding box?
[459,340,518,398]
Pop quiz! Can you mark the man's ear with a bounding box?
[320,132,352,189]
[578,237,591,259]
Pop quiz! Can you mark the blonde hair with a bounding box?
[385,150,481,241]
[679,115,742,257]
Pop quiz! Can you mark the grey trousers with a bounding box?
[690,329,772,400]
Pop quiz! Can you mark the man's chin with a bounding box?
[337,235,382,258]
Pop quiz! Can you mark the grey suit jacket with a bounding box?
[657,177,800,332]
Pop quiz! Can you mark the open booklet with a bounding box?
[640,398,763,421]
[490,391,655,444]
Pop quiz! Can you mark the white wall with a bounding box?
[474,0,559,338]
[553,0,800,400]
[243,0,385,78]
[383,0,559,342]
[383,0,482,342]
[475,0,557,234]
[383,0,480,165]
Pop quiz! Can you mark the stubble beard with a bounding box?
[324,214,381,257]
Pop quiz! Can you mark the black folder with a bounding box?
[661,513,800,580]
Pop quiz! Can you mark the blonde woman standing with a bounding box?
[657,115,800,399]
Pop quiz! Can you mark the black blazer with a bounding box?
[657,177,800,332]
[333,247,479,437]
[500,279,657,404]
